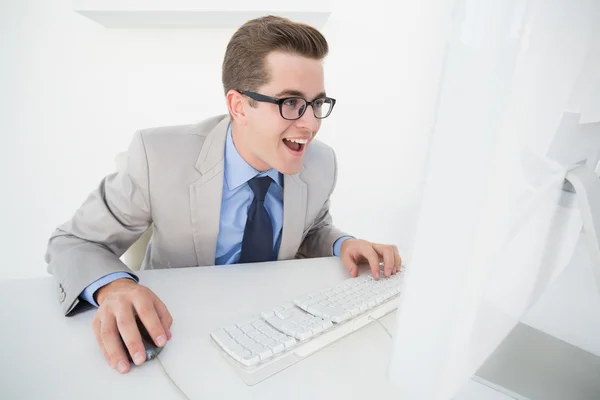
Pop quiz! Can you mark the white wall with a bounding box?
[0,0,435,281]
[0,0,238,279]
[0,0,598,363]
[321,0,446,259]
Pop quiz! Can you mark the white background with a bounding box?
[0,0,598,371]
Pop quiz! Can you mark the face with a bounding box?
[229,51,326,175]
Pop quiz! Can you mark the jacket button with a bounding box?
[58,284,65,302]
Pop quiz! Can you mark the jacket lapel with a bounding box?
[188,115,307,265]
[278,172,307,260]
[189,117,229,266]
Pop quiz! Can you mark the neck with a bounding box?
[231,123,271,172]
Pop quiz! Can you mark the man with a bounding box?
[45,15,401,374]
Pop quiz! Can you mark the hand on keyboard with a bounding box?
[339,239,402,279]
[210,267,406,384]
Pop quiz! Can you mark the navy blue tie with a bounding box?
[239,176,274,263]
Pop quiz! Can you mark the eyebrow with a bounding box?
[274,89,327,100]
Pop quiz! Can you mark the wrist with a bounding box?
[95,278,137,305]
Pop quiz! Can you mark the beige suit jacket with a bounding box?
[45,114,350,315]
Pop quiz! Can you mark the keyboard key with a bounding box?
[271,343,285,354]
[237,336,256,348]
[247,343,264,354]
[259,326,275,336]
[275,309,293,319]
[228,327,244,338]
[240,353,260,367]
[247,330,262,340]
[281,336,296,349]
[211,329,232,348]
[257,348,273,361]
[264,306,331,341]
[253,320,267,329]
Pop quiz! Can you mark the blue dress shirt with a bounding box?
[215,126,284,264]
[80,124,350,307]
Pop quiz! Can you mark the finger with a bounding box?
[153,297,174,340]
[100,316,130,374]
[134,297,168,348]
[115,307,147,366]
[374,244,395,278]
[340,251,359,277]
[361,243,381,280]
[393,246,402,274]
[92,316,110,365]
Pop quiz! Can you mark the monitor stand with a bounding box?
[472,163,600,400]
[567,163,600,294]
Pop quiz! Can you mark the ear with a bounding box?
[226,90,248,126]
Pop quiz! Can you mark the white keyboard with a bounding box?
[210,268,405,385]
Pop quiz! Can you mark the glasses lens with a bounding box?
[280,97,334,119]
[281,98,307,120]
[312,98,333,118]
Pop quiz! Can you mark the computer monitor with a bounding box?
[385,0,600,397]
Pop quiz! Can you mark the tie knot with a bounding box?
[248,176,272,202]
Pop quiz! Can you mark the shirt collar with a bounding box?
[224,123,283,191]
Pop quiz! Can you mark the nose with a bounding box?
[295,105,320,133]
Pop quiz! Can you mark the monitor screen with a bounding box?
[386,0,600,398]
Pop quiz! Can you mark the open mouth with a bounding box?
[283,138,307,154]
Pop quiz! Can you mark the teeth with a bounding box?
[284,138,308,144]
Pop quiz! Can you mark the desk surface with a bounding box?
[0,273,177,400]
[1,257,504,400]
[0,257,402,400]
[144,257,402,400]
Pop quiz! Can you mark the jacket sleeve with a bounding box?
[45,130,152,315]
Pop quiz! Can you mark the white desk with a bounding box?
[0,257,402,400]
[1,256,509,400]
[138,257,402,400]
[0,274,177,399]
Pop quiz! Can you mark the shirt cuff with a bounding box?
[333,236,354,257]
[79,272,137,307]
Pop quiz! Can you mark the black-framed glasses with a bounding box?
[237,90,336,120]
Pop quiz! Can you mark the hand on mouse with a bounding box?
[91,278,173,374]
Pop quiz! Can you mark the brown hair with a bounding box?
[222,15,329,96]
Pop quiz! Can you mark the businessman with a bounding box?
[45,15,401,374]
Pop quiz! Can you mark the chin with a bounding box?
[277,161,303,175]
